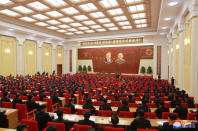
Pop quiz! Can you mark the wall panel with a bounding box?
[42,43,52,74]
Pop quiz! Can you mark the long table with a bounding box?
[0,128,15,131]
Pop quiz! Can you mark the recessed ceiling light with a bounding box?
[108,8,123,16]
[9,28,14,31]
[125,0,143,4]
[67,28,78,32]
[79,3,97,12]
[85,30,95,33]
[0,9,20,17]
[70,23,82,27]
[160,32,166,35]
[44,0,67,7]
[97,18,111,23]
[58,24,70,28]
[32,14,49,20]
[96,29,106,32]
[27,2,49,11]
[118,21,130,26]
[136,24,147,28]
[103,23,115,27]
[46,11,63,18]
[128,4,144,13]
[0,0,13,5]
[100,0,118,8]
[65,32,74,35]
[35,22,48,26]
[113,16,127,21]
[83,20,96,25]
[47,20,60,25]
[108,27,119,30]
[163,17,172,21]
[70,0,84,3]
[90,25,102,29]
[13,6,33,14]
[47,26,58,30]
[131,13,146,19]
[57,30,67,33]
[168,1,178,6]
[121,26,132,29]
[89,12,105,18]
[134,19,147,24]
[78,27,89,30]
[61,7,79,15]
[75,31,84,34]
[59,17,74,23]
[73,15,88,20]
[20,17,36,22]
[161,26,168,29]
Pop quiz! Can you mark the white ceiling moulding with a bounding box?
[68,31,157,42]
[0,20,67,42]
[78,43,154,49]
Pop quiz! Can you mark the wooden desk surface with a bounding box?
[74,104,196,113]
[0,128,16,131]
[49,113,195,127]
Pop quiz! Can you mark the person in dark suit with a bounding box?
[106,114,120,128]
[1,92,11,103]
[127,95,135,104]
[173,102,188,120]
[112,95,120,101]
[52,109,69,131]
[155,102,169,118]
[97,95,106,102]
[117,100,129,114]
[36,105,53,131]
[83,93,90,101]
[130,110,151,131]
[12,94,23,109]
[136,100,150,112]
[39,91,46,101]
[16,123,28,131]
[77,110,96,129]
[161,113,177,129]
[99,99,112,111]
[50,93,61,105]
[25,95,39,112]
[46,125,56,131]
[64,98,76,114]
[83,99,96,115]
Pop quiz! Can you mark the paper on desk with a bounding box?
[64,115,75,121]
[89,117,95,121]
[157,121,166,126]
[54,114,58,119]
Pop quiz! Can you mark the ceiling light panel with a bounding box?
[108,27,119,30]
[0,9,20,17]
[35,22,48,26]
[59,24,70,28]
[85,30,95,33]
[113,16,127,21]
[75,31,84,34]
[0,0,13,5]
[131,13,146,19]
[67,28,78,32]
[89,12,105,18]
[70,23,82,27]
[46,11,63,17]
[100,0,118,8]
[97,18,111,23]
[59,17,74,23]
[97,28,106,32]
[90,25,102,29]
[136,24,147,28]
[128,4,145,13]
[32,14,49,20]
[134,19,147,24]
[57,30,67,33]
[103,23,115,27]
[73,15,88,20]
[108,8,123,16]
[118,21,130,26]
[78,27,89,30]
[125,0,143,4]
[61,7,79,15]
[27,2,49,11]
[13,6,33,14]
[20,17,36,22]
[65,32,74,35]
[83,20,96,25]
[121,26,132,29]
[79,3,97,12]
[44,0,67,7]
[48,26,58,30]
[47,20,60,25]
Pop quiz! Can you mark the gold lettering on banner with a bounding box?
[80,37,143,46]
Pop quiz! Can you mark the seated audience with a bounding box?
[117,100,129,114]
[99,99,112,111]
[50,92,61,105]
[155,102,169,118]
[127,95,135,104]
[17,123,28,131]
[130,110,151,130]
[52,109,69,131]
[173,102,188,120]
[77,110,96,129]
[106,114,120,128]
[26,95,39,112]
[64,98,76,114]
[1,92,11,103]
[46,125,57,131]
[12,93,23,108]
[136,100,150,112]
[83,99,96,115]
[161,113,177,129]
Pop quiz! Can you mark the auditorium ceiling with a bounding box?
[0,0,161,39]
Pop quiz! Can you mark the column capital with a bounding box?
[172,34,177,40]
[52,44,57,50]
[189,1,198,19]
[16,37,25,45]
[37,42,44,48]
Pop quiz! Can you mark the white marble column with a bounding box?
[172,35,177,78]
[161,44,168,79]
[153,44,157,79]
[37,42,43,73]
[72,48,78,74]
[51,44,57,73]
[16,38,25,75]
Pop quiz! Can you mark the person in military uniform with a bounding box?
[115,52,126,64]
